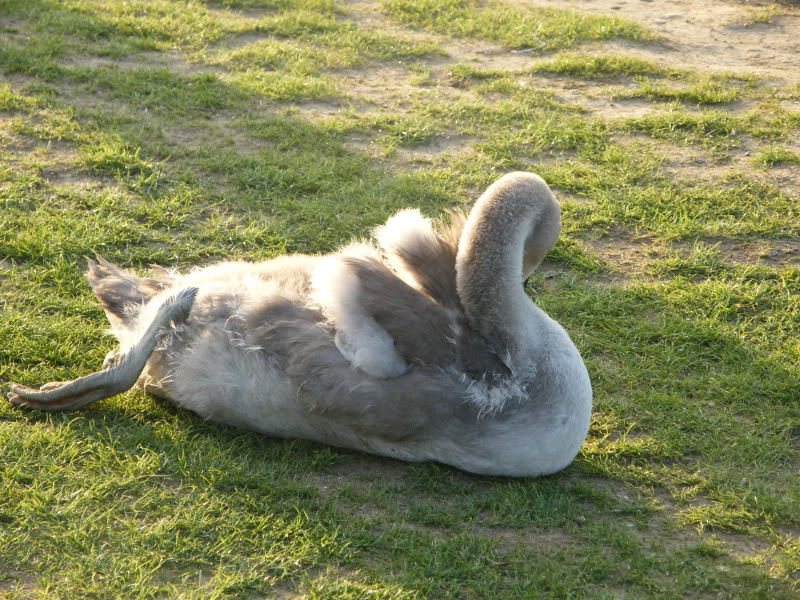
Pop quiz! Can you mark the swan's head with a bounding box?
[521,191,561,279]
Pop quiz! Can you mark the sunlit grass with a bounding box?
[733,3,784,26]
[1,0,799,597]
[532,52,682,79]
[618,77,741,105]
[382,0,656,51]
[753,145,800,167]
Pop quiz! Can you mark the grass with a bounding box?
[733,3,784,26]
[383,0,655,51]
[532,52,682,79]
[617,77,742,105]
[1,0,799,598]
[753,145,800,167]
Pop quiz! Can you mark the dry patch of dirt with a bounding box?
[651,489,781,567]
[580,229,663,276]
[344,0,445,45]
[565,87,660,118]
[340,131,383,158]
[697,237,800,267]
[517,0,800,85]
[290,100,349,118]
[165,113,277,157]
[441,38,551,72]
[652,142,722,179]
[0,573,37,596]
[342,0,800,118]
[206,5,278,21]
[64,50,223,77]
[652,138,800,196]
[479,526,577,553]
[659,148,749,184]
[582,229,800,277]
[42,168,120,192]
[766,162,800,198]
[0,120,120,193]
[394,133,481,165]
[211,31,274,52]
[337,63,432,111]
[716,531,776,562]
[570,218,800,280]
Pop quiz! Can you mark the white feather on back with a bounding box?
[310,245,408,378]
[374,209,440,289]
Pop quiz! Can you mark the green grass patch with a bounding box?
[2,0,239,52]
[743,103,800,141]
[538,155,800,238]
[621,104,800,152]
[779,82,800,100]
[753,145,800,167]
[733,3,784,26]
[383,0,655,51]
[619,77,741,105]
[622,108,741,148]
[215,31,438,74]
[532,52,681,79]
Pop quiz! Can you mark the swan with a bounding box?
[7,172,592,477]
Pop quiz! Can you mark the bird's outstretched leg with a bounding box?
[6,287,198,412]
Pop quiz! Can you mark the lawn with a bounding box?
[1,0,798,598]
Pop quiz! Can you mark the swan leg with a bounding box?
[7,287,198,412]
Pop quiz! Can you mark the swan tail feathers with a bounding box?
[374,209,464,310]
[86,255,170,325]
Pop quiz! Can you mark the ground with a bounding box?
[0,0,798,598]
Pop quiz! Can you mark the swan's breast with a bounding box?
[452,342,592,477]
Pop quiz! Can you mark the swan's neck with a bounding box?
[455,173,560,374]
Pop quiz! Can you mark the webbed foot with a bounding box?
[7,286,198,412]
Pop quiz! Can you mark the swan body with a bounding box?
[8,172,592,477]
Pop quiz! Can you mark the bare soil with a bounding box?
[521,0,800,84]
